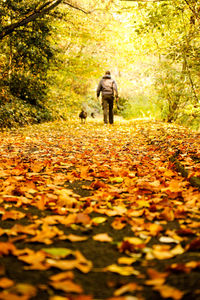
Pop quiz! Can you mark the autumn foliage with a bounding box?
[0,119,199,299]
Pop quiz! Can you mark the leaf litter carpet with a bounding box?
[0,119,200,300]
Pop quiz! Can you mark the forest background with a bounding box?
[0,0,200,129]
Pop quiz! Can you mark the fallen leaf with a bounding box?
[104,264,139,276]
[49,271,74,281]
[50,280,83,293]
[0,292,28,300]
[42,248,73,258]
[124,237,144,245]
[110,177,124,183]
[0,277,14,288]
[117,257,136,265]
[186,237,200,251]
[159,236,179,244]
[93,233,113,242]
[49,296,70,300]
[63,234,88,242]
[0,242,16,256]
[159,207,174,221]
[145,268,169,286]
[92,216,107,224]
[154,285,184,300]
[114,282,141,296]
[2,210,26,221]
[9,283,37,298]
[111,217,126,230]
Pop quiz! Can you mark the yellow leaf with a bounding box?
[124,237,144,245]
[104,264,139,276]
[117,257,136,265]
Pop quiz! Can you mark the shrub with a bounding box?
[0,98,53,129]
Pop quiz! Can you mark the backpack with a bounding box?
[102,78,114,95]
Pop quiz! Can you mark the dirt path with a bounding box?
[0,119,200,300]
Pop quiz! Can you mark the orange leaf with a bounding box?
[114,282,141,296]
[111,218,126,230]
[0,292,28,300]
[2,210,25,221]
[154,285,184,300]
[159,207,174,221]
[0,277,14,288]
[145,223,164,236]
[0,242,16,256]
[50,280,83,294]
[49,271,74,282]
[75,213,91,225]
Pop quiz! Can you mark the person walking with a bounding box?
[97,71,119,124]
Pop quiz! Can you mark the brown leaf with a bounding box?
[186,237,200,251]
[176,228,195,236]
[166,263,191,274]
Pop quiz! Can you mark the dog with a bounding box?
[79,110,87,123]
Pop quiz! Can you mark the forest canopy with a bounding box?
[0,0,200,128]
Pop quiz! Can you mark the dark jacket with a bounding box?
[97,75,118,98]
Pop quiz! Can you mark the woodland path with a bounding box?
[0,118,200,300]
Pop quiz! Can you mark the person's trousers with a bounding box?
[102,95,114,124]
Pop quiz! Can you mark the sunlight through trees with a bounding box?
[0,0,199,128]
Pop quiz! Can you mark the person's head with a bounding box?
[105,71,111,75]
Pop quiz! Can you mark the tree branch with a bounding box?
[0,0,64,40]
[184,0,200,25]
[63,1,91,14]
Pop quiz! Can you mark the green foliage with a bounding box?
[9,73,47,105]
[0,1,55,126]
[0,97,53,128]
[177,104,200,130]
[127,0,200,125]
[154,62,190,122]
[120,94,158,120]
